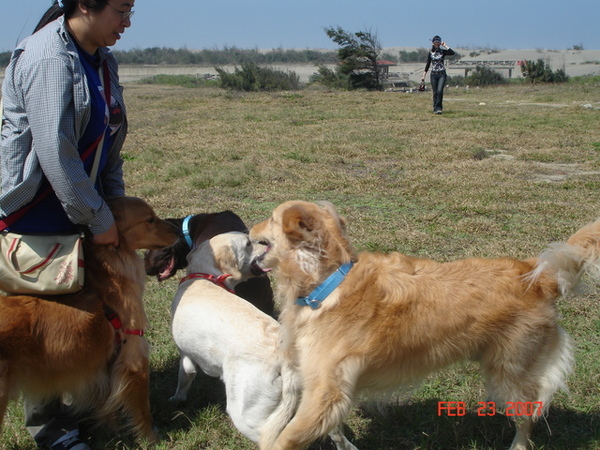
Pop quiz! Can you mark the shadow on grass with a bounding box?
[345,400,600,450]
[149,359,228,434]
[146,355,600,450]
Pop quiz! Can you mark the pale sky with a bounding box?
[2,0,598,52]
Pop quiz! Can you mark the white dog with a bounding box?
[169,231,355,449]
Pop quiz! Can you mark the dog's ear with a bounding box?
[212,236,250,281]
[317,201,347,234]
[282,204,321,244]
[214,243,240,279]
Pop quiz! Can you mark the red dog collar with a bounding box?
[104,307,144,343]
[179,273,235,293]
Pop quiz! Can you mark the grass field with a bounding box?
[2,80,600,449]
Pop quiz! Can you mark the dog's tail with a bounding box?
[529,217,600,295]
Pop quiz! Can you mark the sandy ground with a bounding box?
[1,48,599,85]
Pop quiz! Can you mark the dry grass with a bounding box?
[2,81,600,449]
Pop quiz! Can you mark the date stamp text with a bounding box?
[437,401,543,417]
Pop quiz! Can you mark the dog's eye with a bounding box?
[146,217,155,224]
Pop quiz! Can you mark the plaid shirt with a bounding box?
[0,16,127,235]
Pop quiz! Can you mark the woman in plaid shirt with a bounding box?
[0,1,134,448]
[1,0,132,246]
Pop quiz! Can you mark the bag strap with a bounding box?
[89,60,111,184]
[0,60,111,232]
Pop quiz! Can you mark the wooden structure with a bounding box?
[377,60,397,79]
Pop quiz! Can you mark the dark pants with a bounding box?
[430,71,447,111]
[25,398,83,448]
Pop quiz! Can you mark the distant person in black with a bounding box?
[421,35,455,114]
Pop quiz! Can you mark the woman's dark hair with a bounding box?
[430,35,442,52]
[34,0,108,33]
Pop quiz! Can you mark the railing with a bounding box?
[447,60,520,77]
[448,60,518,68]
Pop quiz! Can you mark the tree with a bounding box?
[520,59,569,83]
[323,26,383,91]
[466,66,506,86]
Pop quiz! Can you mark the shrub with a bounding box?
[447,75,466,86]
[136,74,218,88]
[215,62,300,91]
[466,66,507,86]
[309,65,350,90]
[520,59,570,83]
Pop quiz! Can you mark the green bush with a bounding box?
[447,75,466,86]
[570,74,600,85]
[466,65,507,86]
[521,59,569,83]
[309,65,350,90]
[136,74,218,88]
[215,62,300,91]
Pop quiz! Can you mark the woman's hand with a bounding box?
[92,222,119,247]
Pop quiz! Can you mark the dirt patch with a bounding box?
[487,151,600,182]
[529,162,600,182]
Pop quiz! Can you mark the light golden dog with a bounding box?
[0,197,178,443]
[250,200,600,450]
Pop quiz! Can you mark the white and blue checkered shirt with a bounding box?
[0,16,127,235]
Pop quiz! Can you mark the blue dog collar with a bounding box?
[296,262,354,310]
[182,215,194,249]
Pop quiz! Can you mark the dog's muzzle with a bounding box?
[250,258,271,276]
[250,243,272,276]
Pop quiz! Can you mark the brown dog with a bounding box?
[0,197,178,443]
[250,200,600,450]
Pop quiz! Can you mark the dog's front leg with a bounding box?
[508,416,535,450]
[269,373,355,450]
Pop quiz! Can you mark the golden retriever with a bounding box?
[250,200,600,450]
[0,196,178,443]
[170,231,353,449]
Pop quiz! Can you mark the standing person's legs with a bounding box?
[430,72,440,112]
[431,72,447,113]
[25,398,90,450]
